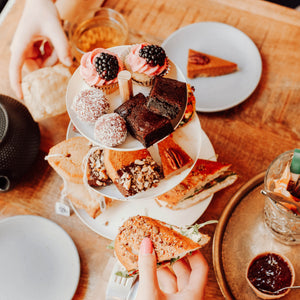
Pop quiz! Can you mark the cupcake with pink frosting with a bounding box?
[125,43,169,86]
[80,48,124,94]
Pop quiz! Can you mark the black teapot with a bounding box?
[0,95,40,192]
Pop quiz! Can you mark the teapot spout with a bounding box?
[0,175,10,192]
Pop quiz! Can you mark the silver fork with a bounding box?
[106,261,137,300]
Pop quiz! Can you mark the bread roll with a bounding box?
[22,64,71,121]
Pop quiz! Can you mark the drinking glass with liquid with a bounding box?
[264,149,300,245]
[69,8,128,63]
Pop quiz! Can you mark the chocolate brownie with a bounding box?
[147,77,187,120]
[114,93,173,148]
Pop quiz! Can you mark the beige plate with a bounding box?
[213,172,300,299]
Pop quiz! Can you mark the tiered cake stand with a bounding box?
[65,46,215,240]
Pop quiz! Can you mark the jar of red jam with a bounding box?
[246,252,295,299]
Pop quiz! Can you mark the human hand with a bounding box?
[9,0,72,99]
[136,237,208,300]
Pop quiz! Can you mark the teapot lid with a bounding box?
[0,103,8,144]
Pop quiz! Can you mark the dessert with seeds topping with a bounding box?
[125,43,169,86]
[104,148,162,197]
[85,148,112,187]
[80,48,124,94]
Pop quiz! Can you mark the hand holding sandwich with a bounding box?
[136,238,208,300]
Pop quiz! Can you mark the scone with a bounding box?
[47,136,91,184]
[22,64,71,121]
[80,48,124,94]
[187,49,238,78]
[103,148,162,197]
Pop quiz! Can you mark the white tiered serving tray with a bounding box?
[67,127,215,240]
[66,45,187,151]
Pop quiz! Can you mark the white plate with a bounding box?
[0,215,80,300]
[67,110,202,201]
[66,45,187,150]
[68,128,215,240]
[161,22,262,112]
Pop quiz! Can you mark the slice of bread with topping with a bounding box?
[114,215,210,273]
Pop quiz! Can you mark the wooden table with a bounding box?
[0,0,299,299]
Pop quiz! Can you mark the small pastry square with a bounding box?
[147,77,187,120]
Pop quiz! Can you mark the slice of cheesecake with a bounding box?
[187,49,238,78]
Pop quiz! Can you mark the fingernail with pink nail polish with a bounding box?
[140,237,153,255]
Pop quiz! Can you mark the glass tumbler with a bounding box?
[264,150,300,245]
[69,8,128,63]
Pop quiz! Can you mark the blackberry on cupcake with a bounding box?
[125,43,169,86]
[80,48,124,94]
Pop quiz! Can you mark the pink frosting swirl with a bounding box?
[80,48,124,87]
[127,43,168,77]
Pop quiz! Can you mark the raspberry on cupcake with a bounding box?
[80,48,124,94]
[125,43,169,86]
[72,88,110,124]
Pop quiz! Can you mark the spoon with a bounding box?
[260,189,300,214]
[259,285,300,295]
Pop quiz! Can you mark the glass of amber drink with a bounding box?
[69,8,128,63]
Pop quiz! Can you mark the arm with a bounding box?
[9,0,72,99]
